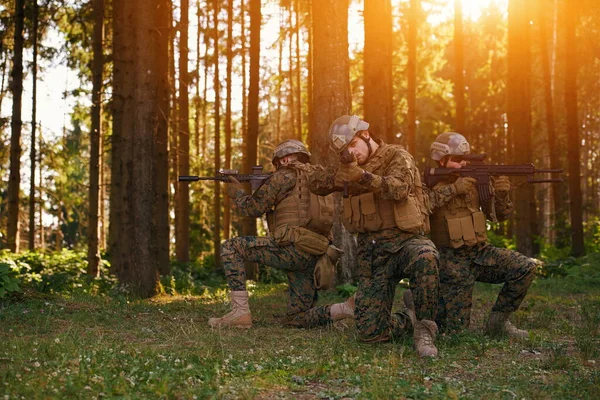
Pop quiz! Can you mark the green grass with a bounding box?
[2,277,600,399]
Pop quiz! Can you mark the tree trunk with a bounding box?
[29,0,39,250]
[212,0,222,270]
[364,0,393,143]
[563,0,585,256]
[110,0,168,297]
[223,0,234,240]
[7,0,25,252]
[88,0,104,276]
[176,0,191,263]
[537,0,562,245]
[453,0,465,134]
[311,0,354,283]
[155,0,171,275]
[507,0,536,256]
[406,0,418,156]
[288,5,296,140]
[294,0,302,139]
[243,0,261,279]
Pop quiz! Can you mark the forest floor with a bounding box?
[1,270,600,399]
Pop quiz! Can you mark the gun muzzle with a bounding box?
[178,176,200,182]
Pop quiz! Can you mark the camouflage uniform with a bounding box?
[223,162,332,327]
[428,177,536,333]
[310,141,440,342]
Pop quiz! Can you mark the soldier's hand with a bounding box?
[494,175,511,194]
[226,176,245,199]
[338,153,364,183]
[453,177,477,195]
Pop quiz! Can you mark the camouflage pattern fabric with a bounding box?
[435,243,536,333]
[427,176,535,333]
[355,234,439,342]
[223,162,332,328]
[309,140,440,343]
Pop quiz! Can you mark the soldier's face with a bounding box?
[346,133,370,165]
[442,156,466,169]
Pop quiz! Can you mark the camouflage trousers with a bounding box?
[221,236,332,327]
[355,233,440,343]
[435,242,536,333]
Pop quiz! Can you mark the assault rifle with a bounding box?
[423,153,564,204]
[179,166,272,192]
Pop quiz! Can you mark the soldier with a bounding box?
[208,139,354,329]
[427,132,536,337]
[309,115,440,357]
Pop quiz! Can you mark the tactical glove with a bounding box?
[453,177,477,195]
[338,153,364,183]
[493,175,511,194]
[226,176,245,199]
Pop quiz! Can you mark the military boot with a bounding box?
[330,294,355,321]
[403,290,439,358]
[208,291,252,328]
[485,311,528,338]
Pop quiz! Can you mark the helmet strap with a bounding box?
[358,132,373,158]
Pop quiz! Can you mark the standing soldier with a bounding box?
[427,132,536,337]
[208,139,354,329]
[309,115,440,357]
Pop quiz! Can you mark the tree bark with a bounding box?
[563,0,585,256]
[507,0,536,256]
[224,0,234,240]
[29,0,39,251]
[88,0,104,276]
[406,0,418,155]
[176,0,191,263]
[212,0,222,270]
[364,0,393,143]
[453,0,465,134]
[243,0,261,279]
[7,0,25,252]
[311,0,354,283]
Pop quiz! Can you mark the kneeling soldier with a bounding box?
[209,139,354,329]
[427,132,536,337]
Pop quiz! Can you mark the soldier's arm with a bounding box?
[360,150,413,201]
[308,165,340,195]
[426,182,458,210]
[234,169,295,217]
[491,178,514,222]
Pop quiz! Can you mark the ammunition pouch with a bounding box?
[313,245,343,290]
[272,224,329,255]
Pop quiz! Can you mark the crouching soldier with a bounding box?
[208,139,354,329]
[427,132,536,337]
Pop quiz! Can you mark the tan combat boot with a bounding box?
[330,293,356,321]
[485,311,528,338]
[208,291,252,328]
[403,290,439,358]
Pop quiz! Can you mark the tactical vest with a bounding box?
[429,180,488,248]
[341,143,431,235]
[269,165,335,255]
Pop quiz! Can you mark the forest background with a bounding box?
[0,0,599,298]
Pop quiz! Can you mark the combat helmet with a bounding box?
[328,115,370,154]
[430,132,470,161]
[272,139,311,165]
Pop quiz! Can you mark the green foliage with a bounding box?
[0,259,22,298]
[160,260,226,296]
[0,250,115,296]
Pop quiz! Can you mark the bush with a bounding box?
[0,259,22,298]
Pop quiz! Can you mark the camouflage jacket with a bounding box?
[427,176,514,222]
[232,161,324,218]
[309,140,422,245]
